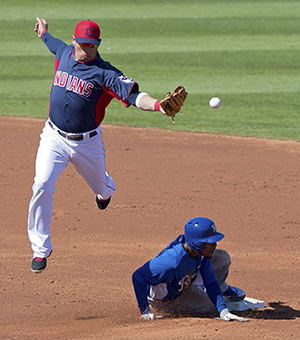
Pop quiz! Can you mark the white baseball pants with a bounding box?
[28,120,115,258]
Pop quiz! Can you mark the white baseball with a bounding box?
[209,97,221,109]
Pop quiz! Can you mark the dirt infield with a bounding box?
[0,115,299,339]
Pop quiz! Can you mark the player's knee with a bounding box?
[220,249,231,267]
[212,249,231,270]
[33,181,55,195]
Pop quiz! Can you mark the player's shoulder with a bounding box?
[93,55,121,72]
[57,44,73,59]
[154,236,186,268]
[199,256,213,272]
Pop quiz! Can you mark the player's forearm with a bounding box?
[137,94,166,114]
[205,281,227,314]
[132,272,150,313]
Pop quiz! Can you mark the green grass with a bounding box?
[0,0,300,140]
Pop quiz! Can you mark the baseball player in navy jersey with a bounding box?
[28,17,170,273]
[132,217,249,321]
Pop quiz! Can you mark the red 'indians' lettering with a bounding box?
[54,71,94,97]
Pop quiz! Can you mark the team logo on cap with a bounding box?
[86,27,93,36]
[211,223,216,233]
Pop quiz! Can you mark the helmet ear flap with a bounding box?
[199,242,206,252]
[190,241,206,252]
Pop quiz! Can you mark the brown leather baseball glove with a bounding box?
[160,85,188,122]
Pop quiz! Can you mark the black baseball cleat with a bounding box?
[223,285,246,302]
[96,195,111,210]
[31,257,47,273]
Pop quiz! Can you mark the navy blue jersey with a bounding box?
[42,32,138,133]
[132,235,226,313]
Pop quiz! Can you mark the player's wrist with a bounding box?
[40,30,47,38]
[220,308,229,319]
[140,305,150,314]
[154,100,161,111]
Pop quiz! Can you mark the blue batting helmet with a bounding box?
[184,217,224,252]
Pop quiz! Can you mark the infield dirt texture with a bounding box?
[0,116,299,339]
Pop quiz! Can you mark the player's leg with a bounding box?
[149,284,217,314]
[71,127,116,208]
[28,122,70,270]
[210,249,231,286]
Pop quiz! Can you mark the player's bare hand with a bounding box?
[35,17,48,37]
[140,306,163,321]
[159,106,166,115]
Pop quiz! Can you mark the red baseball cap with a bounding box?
[74,20,101,46]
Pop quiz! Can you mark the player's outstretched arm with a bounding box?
[34,17,48,37]
[136,86,187,123]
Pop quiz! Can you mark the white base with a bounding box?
[226,297,265,311]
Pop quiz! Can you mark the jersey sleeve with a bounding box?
[205,281,227,314]
[41,31,67,56]
[127,87,140,106]
[132,261,160,313]
[199,257,216,284]
[200,258,227,313]
[100,63,139,107]
[132,254,177,313]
